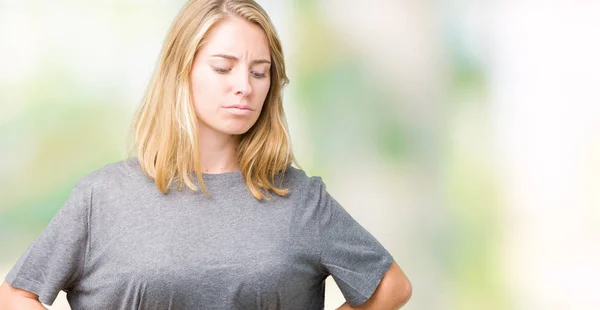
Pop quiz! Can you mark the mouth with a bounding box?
[224,104,253,110]
[223,105,253,115]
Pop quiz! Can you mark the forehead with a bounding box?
[200,16,270,58]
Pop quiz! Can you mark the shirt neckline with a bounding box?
[199,170,243,181]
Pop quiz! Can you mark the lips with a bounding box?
[223,104,252,111]
[223,105,254,115]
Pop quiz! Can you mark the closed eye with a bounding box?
[212,66,230,74]
[251,71,267,79]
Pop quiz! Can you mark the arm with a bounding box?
[0,281,47,310]
[336,261,412,310]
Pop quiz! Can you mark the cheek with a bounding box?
[253,80,271,106]
[191,70,225,111]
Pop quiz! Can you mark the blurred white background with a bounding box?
[1,0,599,309]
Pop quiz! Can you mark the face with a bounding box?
[189,16,271,137]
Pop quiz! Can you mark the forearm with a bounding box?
[11,298,47,310]
[336,261,412,310]
[336,297,409,310]
[335,287,411,310]
[0,281,47,310]
[0,296,47,310]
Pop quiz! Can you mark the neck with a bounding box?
[196,122,241,174]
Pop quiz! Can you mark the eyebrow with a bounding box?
[210,54,271,65]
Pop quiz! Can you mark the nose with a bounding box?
[234,69,252,97]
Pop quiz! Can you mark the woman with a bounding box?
[0,0,411,309]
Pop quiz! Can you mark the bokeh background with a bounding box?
[1,0,599,309]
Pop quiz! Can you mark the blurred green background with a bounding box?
[2,1,599,309]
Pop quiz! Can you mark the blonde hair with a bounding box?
[130,0,294,200]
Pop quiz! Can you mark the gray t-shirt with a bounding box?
[5,158,394,309]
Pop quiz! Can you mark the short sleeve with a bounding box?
[4,179,92,306]
[315,178,394,306]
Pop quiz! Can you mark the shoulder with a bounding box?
[280,166,322,187]
[73,157,148,193]
[277,165,328,201]
[50,158,139,217]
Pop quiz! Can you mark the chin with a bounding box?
[220,123,256,136]
[223,129,250,135]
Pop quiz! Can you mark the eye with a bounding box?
[251,71,267,79]
[212,66,230,74]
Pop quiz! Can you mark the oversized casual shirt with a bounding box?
[6,158,394,309]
